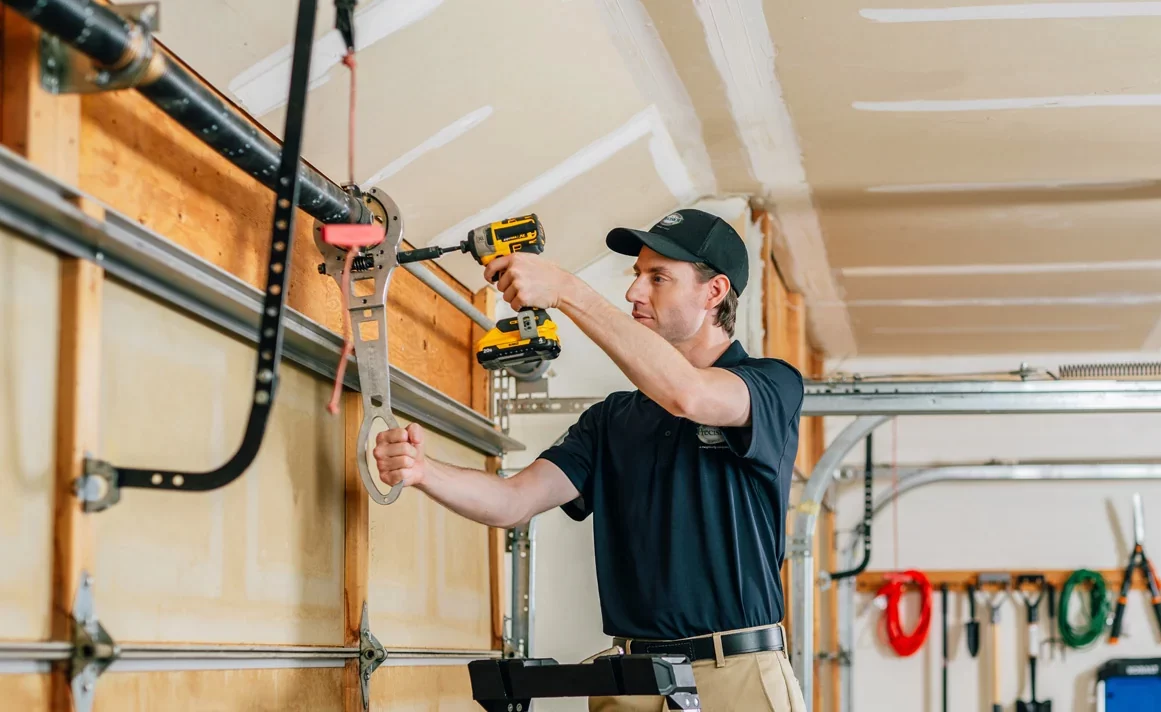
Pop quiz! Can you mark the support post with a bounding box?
[343,391,370,712]
[3,8,106,708]
[507,520,533,657]
[790,415,890,710]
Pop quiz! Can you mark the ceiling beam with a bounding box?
[690,0,857,357]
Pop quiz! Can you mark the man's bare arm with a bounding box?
[373,424,579,528]
[483,255,752,428]
[561,281,751,427]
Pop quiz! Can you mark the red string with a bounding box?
[342,51,356,186]
[326,49,359,415]
[326,247,358,415]
[877,570,932,657]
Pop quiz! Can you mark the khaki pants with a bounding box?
[587,627,807,712]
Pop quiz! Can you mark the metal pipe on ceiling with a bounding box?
[865,462,1161,523]
[4,0,367,225]
[4,0,499,332]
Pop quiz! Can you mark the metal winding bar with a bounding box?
[313,191,406,505]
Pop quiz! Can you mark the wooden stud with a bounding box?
[342,391,369,712]
[1,8,81,184]
[486,457,507,651]
[52,258,102,712]
[471,288,496,419]
[2,11,104,709]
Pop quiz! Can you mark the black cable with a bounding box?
[830,434,873,581]
[82,0,324,501]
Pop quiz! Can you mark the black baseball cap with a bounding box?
[605,209,749,295]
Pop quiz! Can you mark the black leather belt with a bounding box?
[613,625,785,663]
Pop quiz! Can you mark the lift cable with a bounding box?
[80,0,330,510]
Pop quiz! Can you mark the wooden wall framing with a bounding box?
[0,11,497,711]
[756,208,838,712]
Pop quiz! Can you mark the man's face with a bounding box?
[626,246,726,344]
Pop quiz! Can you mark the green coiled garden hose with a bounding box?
[1058,569,1109,648]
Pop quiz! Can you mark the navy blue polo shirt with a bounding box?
[536,340,803,640]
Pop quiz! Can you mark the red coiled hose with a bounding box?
[875,570,933,657]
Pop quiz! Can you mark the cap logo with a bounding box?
[659,213,683,227]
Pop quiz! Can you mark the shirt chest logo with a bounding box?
[696,424,726,447]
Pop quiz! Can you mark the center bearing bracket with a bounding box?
[40,3,161,95]
[69,572,120,712]
[358,603,387,711]
[314,187,405,506]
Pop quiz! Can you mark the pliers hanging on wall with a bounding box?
[1108,493,1161,643]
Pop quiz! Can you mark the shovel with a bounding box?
[977,573,1012,712]
[1016,575,1052,712]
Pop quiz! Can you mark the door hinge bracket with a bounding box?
[69,572,120,712]
[40,3,162,95]
[358,602,387,711]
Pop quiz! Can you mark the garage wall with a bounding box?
[826,350,1161,712]
[0,232,57,643]
[0,10,502,709]
[0,222,498,708]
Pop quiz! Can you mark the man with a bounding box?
[374,209,806,711]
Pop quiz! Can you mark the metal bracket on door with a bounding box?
[68,572,120,712]
[357,603,387,711]
[314,187,405,506]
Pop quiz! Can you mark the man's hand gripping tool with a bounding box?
[314,188,405,505]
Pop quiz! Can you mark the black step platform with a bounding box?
[469,655,701,711]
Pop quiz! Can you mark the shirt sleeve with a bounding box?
[720,359,804,467]
[536,400,605,521]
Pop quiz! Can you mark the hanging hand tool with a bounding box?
[397,214,562,370]
[1109,492,1161,644]
[978,573,1012,712]
[966,583,981,658]
[1058,568,1108,649]
[76,0,323,511]
[1016,574,1052,712]
[1040,582,1065,661]
[940,583,949,712]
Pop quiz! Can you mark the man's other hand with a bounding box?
[484,253,574,311]
[374,423,428,488]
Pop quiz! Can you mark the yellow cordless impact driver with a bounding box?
[398,214,561,370]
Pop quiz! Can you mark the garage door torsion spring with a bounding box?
[1058,362,1161,379]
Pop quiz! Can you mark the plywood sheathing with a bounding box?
[96,280,347,645]
[0,674,50,711]
[368,416,492,650]
[95,668,344,712]
[0,232,57,641]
